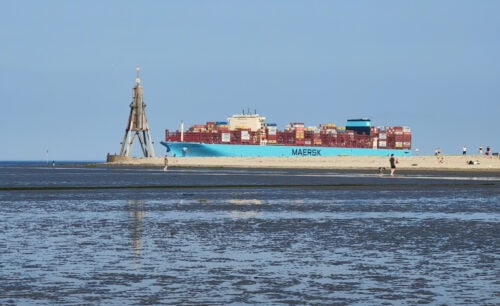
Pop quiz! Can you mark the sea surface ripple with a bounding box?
[0,165,499,305]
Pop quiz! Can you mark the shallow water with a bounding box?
[0,165,499,305]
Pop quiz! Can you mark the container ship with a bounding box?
[160,113,411,157]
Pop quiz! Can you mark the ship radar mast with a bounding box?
[118,66,156,157]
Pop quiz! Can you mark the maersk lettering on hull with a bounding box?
[292,148,322,156]
[161,142,411,157]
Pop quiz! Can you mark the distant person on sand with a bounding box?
[486,146,490,156]
[163,155,168,172]
[389,154,396,176]
[378,167,386,176]
[479,146,483,155]
[435,150,444,163]
[462,145,467,155]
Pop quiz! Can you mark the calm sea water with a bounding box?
[1,163,499,305]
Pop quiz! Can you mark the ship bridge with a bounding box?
[227,114,266,132]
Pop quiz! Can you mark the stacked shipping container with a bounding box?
[165,115,411,150]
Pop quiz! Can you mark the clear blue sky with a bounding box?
[1,1,499,160]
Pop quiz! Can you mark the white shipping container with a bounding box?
[267,126,277,135]
[241,130,250,141]
[379,133,386,140]
[291,122,305,128]
[222,133,231,143]
[378,140,387,148]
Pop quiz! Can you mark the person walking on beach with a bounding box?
[163,155,169,172]
[389,154,396,176]
[462,145,467,155]
[486,146,490,156]
[479,146,483,155]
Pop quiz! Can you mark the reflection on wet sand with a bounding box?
[229,210,263,219]
[129,200,145,259]
[228,199,263,205]
[228,198,263,218]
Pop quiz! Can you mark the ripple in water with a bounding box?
[0,168,499,305]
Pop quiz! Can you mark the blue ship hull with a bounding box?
[161,141,411,157]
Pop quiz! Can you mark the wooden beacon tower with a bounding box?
[119,66,156,157]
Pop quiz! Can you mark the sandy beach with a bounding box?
[107,154,500,172]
